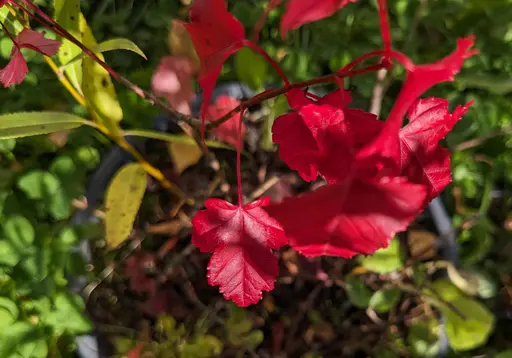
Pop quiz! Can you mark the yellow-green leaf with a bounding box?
[427,279,495,351]
[55,0,82,92]
[80,13,123,133]
[62,38,146,68]
[105,163,147,249]
[0,112,85,139]
[168,141,203,175]
[234,47,268,90]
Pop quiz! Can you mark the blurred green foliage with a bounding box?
[0,0,511,357]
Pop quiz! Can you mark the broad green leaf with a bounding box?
[0,139,15,153]
[427,279,495,351]
[0,241,21,267]
[62,38,146,68]
[105,163,147,249]
[0,112,86,139]
[345,275,372,309]
[407,318,439,357]
[3,215,35,250]
[359,239,404,273]
[80,14,123,133]
[369,288,401,313]
[234,47,268,90]
[17,337,48,358]
[456,74,512,95]
[55,0,82,92]
[0,322,41,358]
[0,297,19,329]
[42,292,93,335]
[124,130,235,150]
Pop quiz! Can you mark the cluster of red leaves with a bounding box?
[0,28,60,87]
[185,0,478,307]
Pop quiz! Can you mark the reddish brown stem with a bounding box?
[207,63,387,130]
[11,0,197,127]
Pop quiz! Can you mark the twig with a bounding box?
[454,125,512,151]
[245,175,280,203]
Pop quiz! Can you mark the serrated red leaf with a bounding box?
[396,97,473,201]
[273,88,381,182]
[206,95,244,146]
[0,28,60,87]
[191,198,287,307]
[280,0,357,38]
[357,36,477,161]
[184,0,245,120]
[265,177,426,258]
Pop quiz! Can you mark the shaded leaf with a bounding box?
[360,239,404,273]
[369,287,401,313]
[345,275,372,309]
[168,141,203,175]
[235,47,268,90]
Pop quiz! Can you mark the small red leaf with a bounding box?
[396,97,473,200]
[191,198,287,307]
[280,0,357,38]
[265,177,426,258]
[206,95,244,146]
[0,28,60,87]
[0,50,28,87]
[358,36,477,161]
[127,343,144,358]
[184,0,245,121]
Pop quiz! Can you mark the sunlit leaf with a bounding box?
[105,163,147,249]
[0,112,85,139]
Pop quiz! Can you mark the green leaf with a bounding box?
[495,350,512,358]
[428,279,495,351]
[0,112,86,139]
[42,292,93,335]
[80,14,123,133]
[407,318,439,357]
[2,215,35,252]
[234,47,268,90]
[345,275,372,309]
[0,322,42,358]
[369,288,401,313]
[0,139,16,153]
[105,163,147,249]
[359,239,404,273]
[62,38,146,68]
[55,0,82,92]
[261,95,288,151]
[0,297,19,330]
[124,130,235,150]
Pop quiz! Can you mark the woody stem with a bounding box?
[207,62,387,130]
[11,0,197,128]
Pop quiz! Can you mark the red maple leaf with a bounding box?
[357,36,478,161]
[0,28,60,87]
[395,97,473,201]
[280,0,357,38]
[184,0,245,124]
[265,176,426,258]
[191,198,287,306]
[272,88,381,182]
[206,95,245,146]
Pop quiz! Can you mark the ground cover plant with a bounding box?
[0,0,511,357]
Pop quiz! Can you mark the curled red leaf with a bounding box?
[280,0,357,38]
[357,36,478,161]
[265,176,426,258]
[396,97,473,201]
[0,28,60,87]
[191,198,288,307]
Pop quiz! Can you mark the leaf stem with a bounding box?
[377,0,392,54]
[207,62,387,130]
